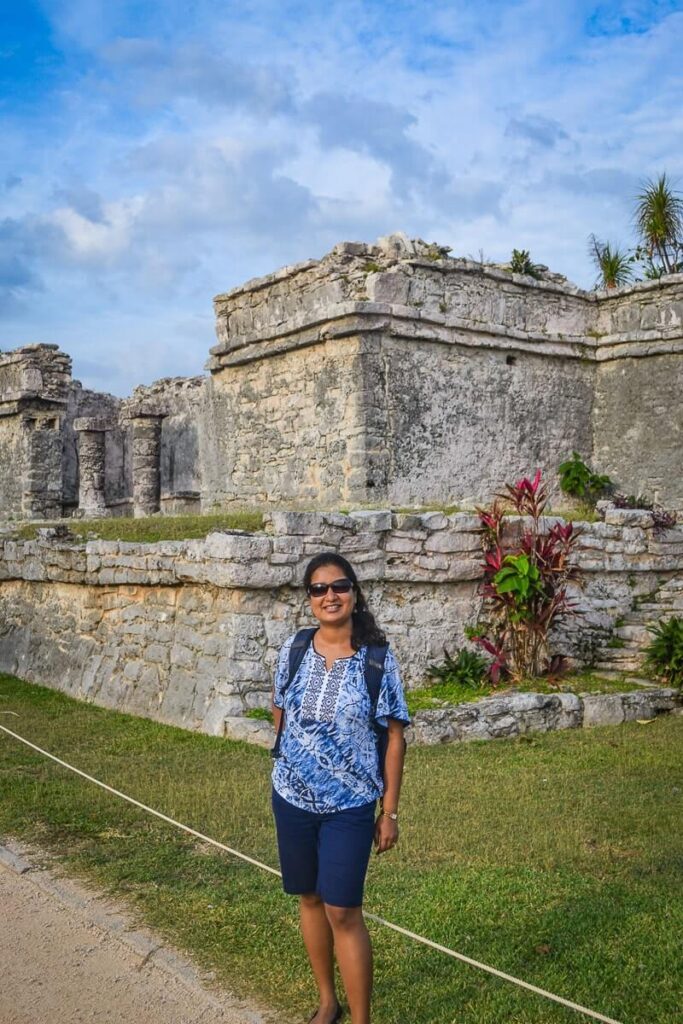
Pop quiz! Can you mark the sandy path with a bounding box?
[0,848,273,1024]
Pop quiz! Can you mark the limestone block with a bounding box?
[203,531,272,561]
[348,510,392,531]
[365,269,411,306]
[384,536,424,554]
[222,716,275,748]
[621,688,681,720]
[338,533,379,556]
[202,698,246,735]
[170,644,195,668]
[604,508,655,528]
[417,512,449,531]
[621,527,648,554]
[272,536,305,555]
[447,513,483,531]
[268,511,324,535]
[579,522,622,540]
[423,531,482,554]
[581,694,625,727]
[321,512,356,530]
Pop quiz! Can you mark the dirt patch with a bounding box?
[0,840,276,1024]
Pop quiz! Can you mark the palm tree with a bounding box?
[634,173,683,275]
[589,234,633,290]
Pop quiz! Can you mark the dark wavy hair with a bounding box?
[303,552,386,649]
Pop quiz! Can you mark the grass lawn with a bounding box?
[14,511,265,543]
[404,672,659,715]
[0,674,680,1024]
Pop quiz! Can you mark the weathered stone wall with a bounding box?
[201,336,370,508]
[0,346,72,520]
[378,336,594,507]
[208,238,683,511]
[0,510,681,739]
[0,415,24,521]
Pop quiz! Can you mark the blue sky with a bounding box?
[2,0,682,395]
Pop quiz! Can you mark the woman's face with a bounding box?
[308,563,356,628]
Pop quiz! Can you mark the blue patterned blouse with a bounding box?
[271,632,411,814]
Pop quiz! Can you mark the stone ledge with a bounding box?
[406,687,681,745]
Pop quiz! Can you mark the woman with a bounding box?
[271,552,410,1024]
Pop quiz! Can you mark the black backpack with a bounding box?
[270,627,393,771]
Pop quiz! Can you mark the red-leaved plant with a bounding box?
[469,470,581,683]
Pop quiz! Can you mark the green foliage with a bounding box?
[425,647,489,689]
[362,260,382,273]
[588,172,683,284]
[423,242,452,261]
[634,173,683,276]
[493,553,542,620]
[474,471,580,681]
[589,234,634,289]
[509,248,542,278]
[245,708,274,722]
[558,452,613,506]
[644,616,683,690]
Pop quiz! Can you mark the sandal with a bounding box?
[308,1002,343,1023]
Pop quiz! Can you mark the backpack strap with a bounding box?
[365,644,407,781]
[270,628,317,758]
[364,644,389,716]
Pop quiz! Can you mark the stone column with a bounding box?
[73,417,110,517]
[131,413,164,517]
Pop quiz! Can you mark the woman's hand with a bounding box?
[374,813,399,854]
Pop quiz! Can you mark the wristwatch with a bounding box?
[381,810,399,821]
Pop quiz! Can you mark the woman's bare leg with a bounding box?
[299,892,340,1022]
[324,904,372,1024]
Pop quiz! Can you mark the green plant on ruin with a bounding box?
[558,452,613,507]
[362,261,382,273]
[509,249,542,279]
[425,647,489,690]
[588,171,682,284]
[643,616,683,690]
[470,471,581,682]
[589,235,634,289]
[634,173,683,276]
[423,242,452,261]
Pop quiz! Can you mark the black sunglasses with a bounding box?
[307,578,354,598]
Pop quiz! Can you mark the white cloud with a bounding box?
[3,1,682,393]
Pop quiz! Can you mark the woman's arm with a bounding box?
[271,697,283,732]
[374,719,406,854]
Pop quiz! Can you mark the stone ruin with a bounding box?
[1,232,683,523]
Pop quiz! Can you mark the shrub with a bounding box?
[471,470,581,682]
[558,452,613,507]
[588,235,634,289]
[509,249,542,278]
[426,648,489,689]
[644,617,683,690]
[610,493,678,532]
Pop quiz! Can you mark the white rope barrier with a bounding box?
[0,723,624,1024]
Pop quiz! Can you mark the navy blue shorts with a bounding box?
[271,787,377,908]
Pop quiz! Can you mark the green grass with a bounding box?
[0,674,681,1024]
[244,708,273,722]
[15,511,264,544]
[406,672,650,715]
